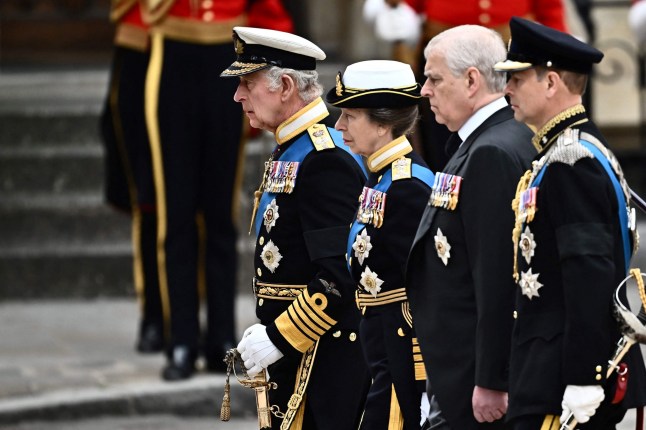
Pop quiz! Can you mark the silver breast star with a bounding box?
[519,268,543,299]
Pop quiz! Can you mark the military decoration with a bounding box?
[519,186,538,223]
[519,226,536,264]
[519,268,543,299]
[360,266,384,298]
[352,228,373,265]
[357,187,387,228]
[261,240,282,273]
[434,228,451,266]
[430,172,463,210]
[264,161,300,194]
[391,157,412,181]
[263,199,280,232]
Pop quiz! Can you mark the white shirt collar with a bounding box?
[457,97,508,143]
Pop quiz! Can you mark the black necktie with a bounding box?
[444,133,462,158]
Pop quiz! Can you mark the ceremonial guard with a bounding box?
[142,0,293,380]
[406,25,535,429]
[222,28,370,429]
[494,17,646,429]
[326,60,433,429]
[101,0,165,353]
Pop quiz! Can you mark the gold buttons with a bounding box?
[513,310,518,319]
[479,13,491,24]
[257,268,262,277]
[397,328,405,337]
[333,330,341,338]
[349,332,357,342]
[202,0,213,7]
[258,298,264,306]
[203,11,214,21]
[479,0,491,9]
[595,374,602,381]
[596,365,602,372]
[259,236,265,245]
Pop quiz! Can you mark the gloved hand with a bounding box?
[560,385,605,424]
[236,324,283,377]
[420,392,430,426]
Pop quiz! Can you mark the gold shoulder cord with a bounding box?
[511,169,533,282]
[249,153,276,235]
[630,268,646,310]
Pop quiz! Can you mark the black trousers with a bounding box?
[102,45,163,332]
[146,35,244,357]
[359,304,426,430]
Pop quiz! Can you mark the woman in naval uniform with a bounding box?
[327,60,434,430]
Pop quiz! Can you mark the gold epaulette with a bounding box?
[307,124,335,151]
[274,290,337,353]
[391,157,412,181]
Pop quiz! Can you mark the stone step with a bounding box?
[0,115,102,149]
[0,144,104,195]
[0,193,129,248]
[0,238,256,299]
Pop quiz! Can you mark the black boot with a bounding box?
[136,322,165,353]
[162,346,196,381]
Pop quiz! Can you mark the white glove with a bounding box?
[237,324,283,377]
[420,392,430,426]
[375,1,421,43]
[629,0,646,45]
[560,385,605,424]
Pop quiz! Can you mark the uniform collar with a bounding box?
[366,135,413,173]
[275,97,329,144]
[532,104,588,153]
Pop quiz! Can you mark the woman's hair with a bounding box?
[366,105,419,138]
[264,66,323,103]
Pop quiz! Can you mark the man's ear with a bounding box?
[280,74,296,101]
[545,70,561,96]
[465,66,481,95]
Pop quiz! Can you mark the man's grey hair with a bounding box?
[264,66,323,103]
[424,25,507,93]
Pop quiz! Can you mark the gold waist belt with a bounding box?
[115,23,150,52]
[253,278,307,301]
[356,288,408,309]
[154,14,246,44]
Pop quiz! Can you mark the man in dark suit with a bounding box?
[405,25,535,429]
[494,17,646,429]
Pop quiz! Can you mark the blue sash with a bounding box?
[530,140,631,272]
[346,164,435,271]
[254,127,367,237]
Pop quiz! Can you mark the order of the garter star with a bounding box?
[352,228,373,265]
[520,225,537,264]
[263,198,280,232]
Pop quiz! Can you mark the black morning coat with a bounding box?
[406,104,536,429]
